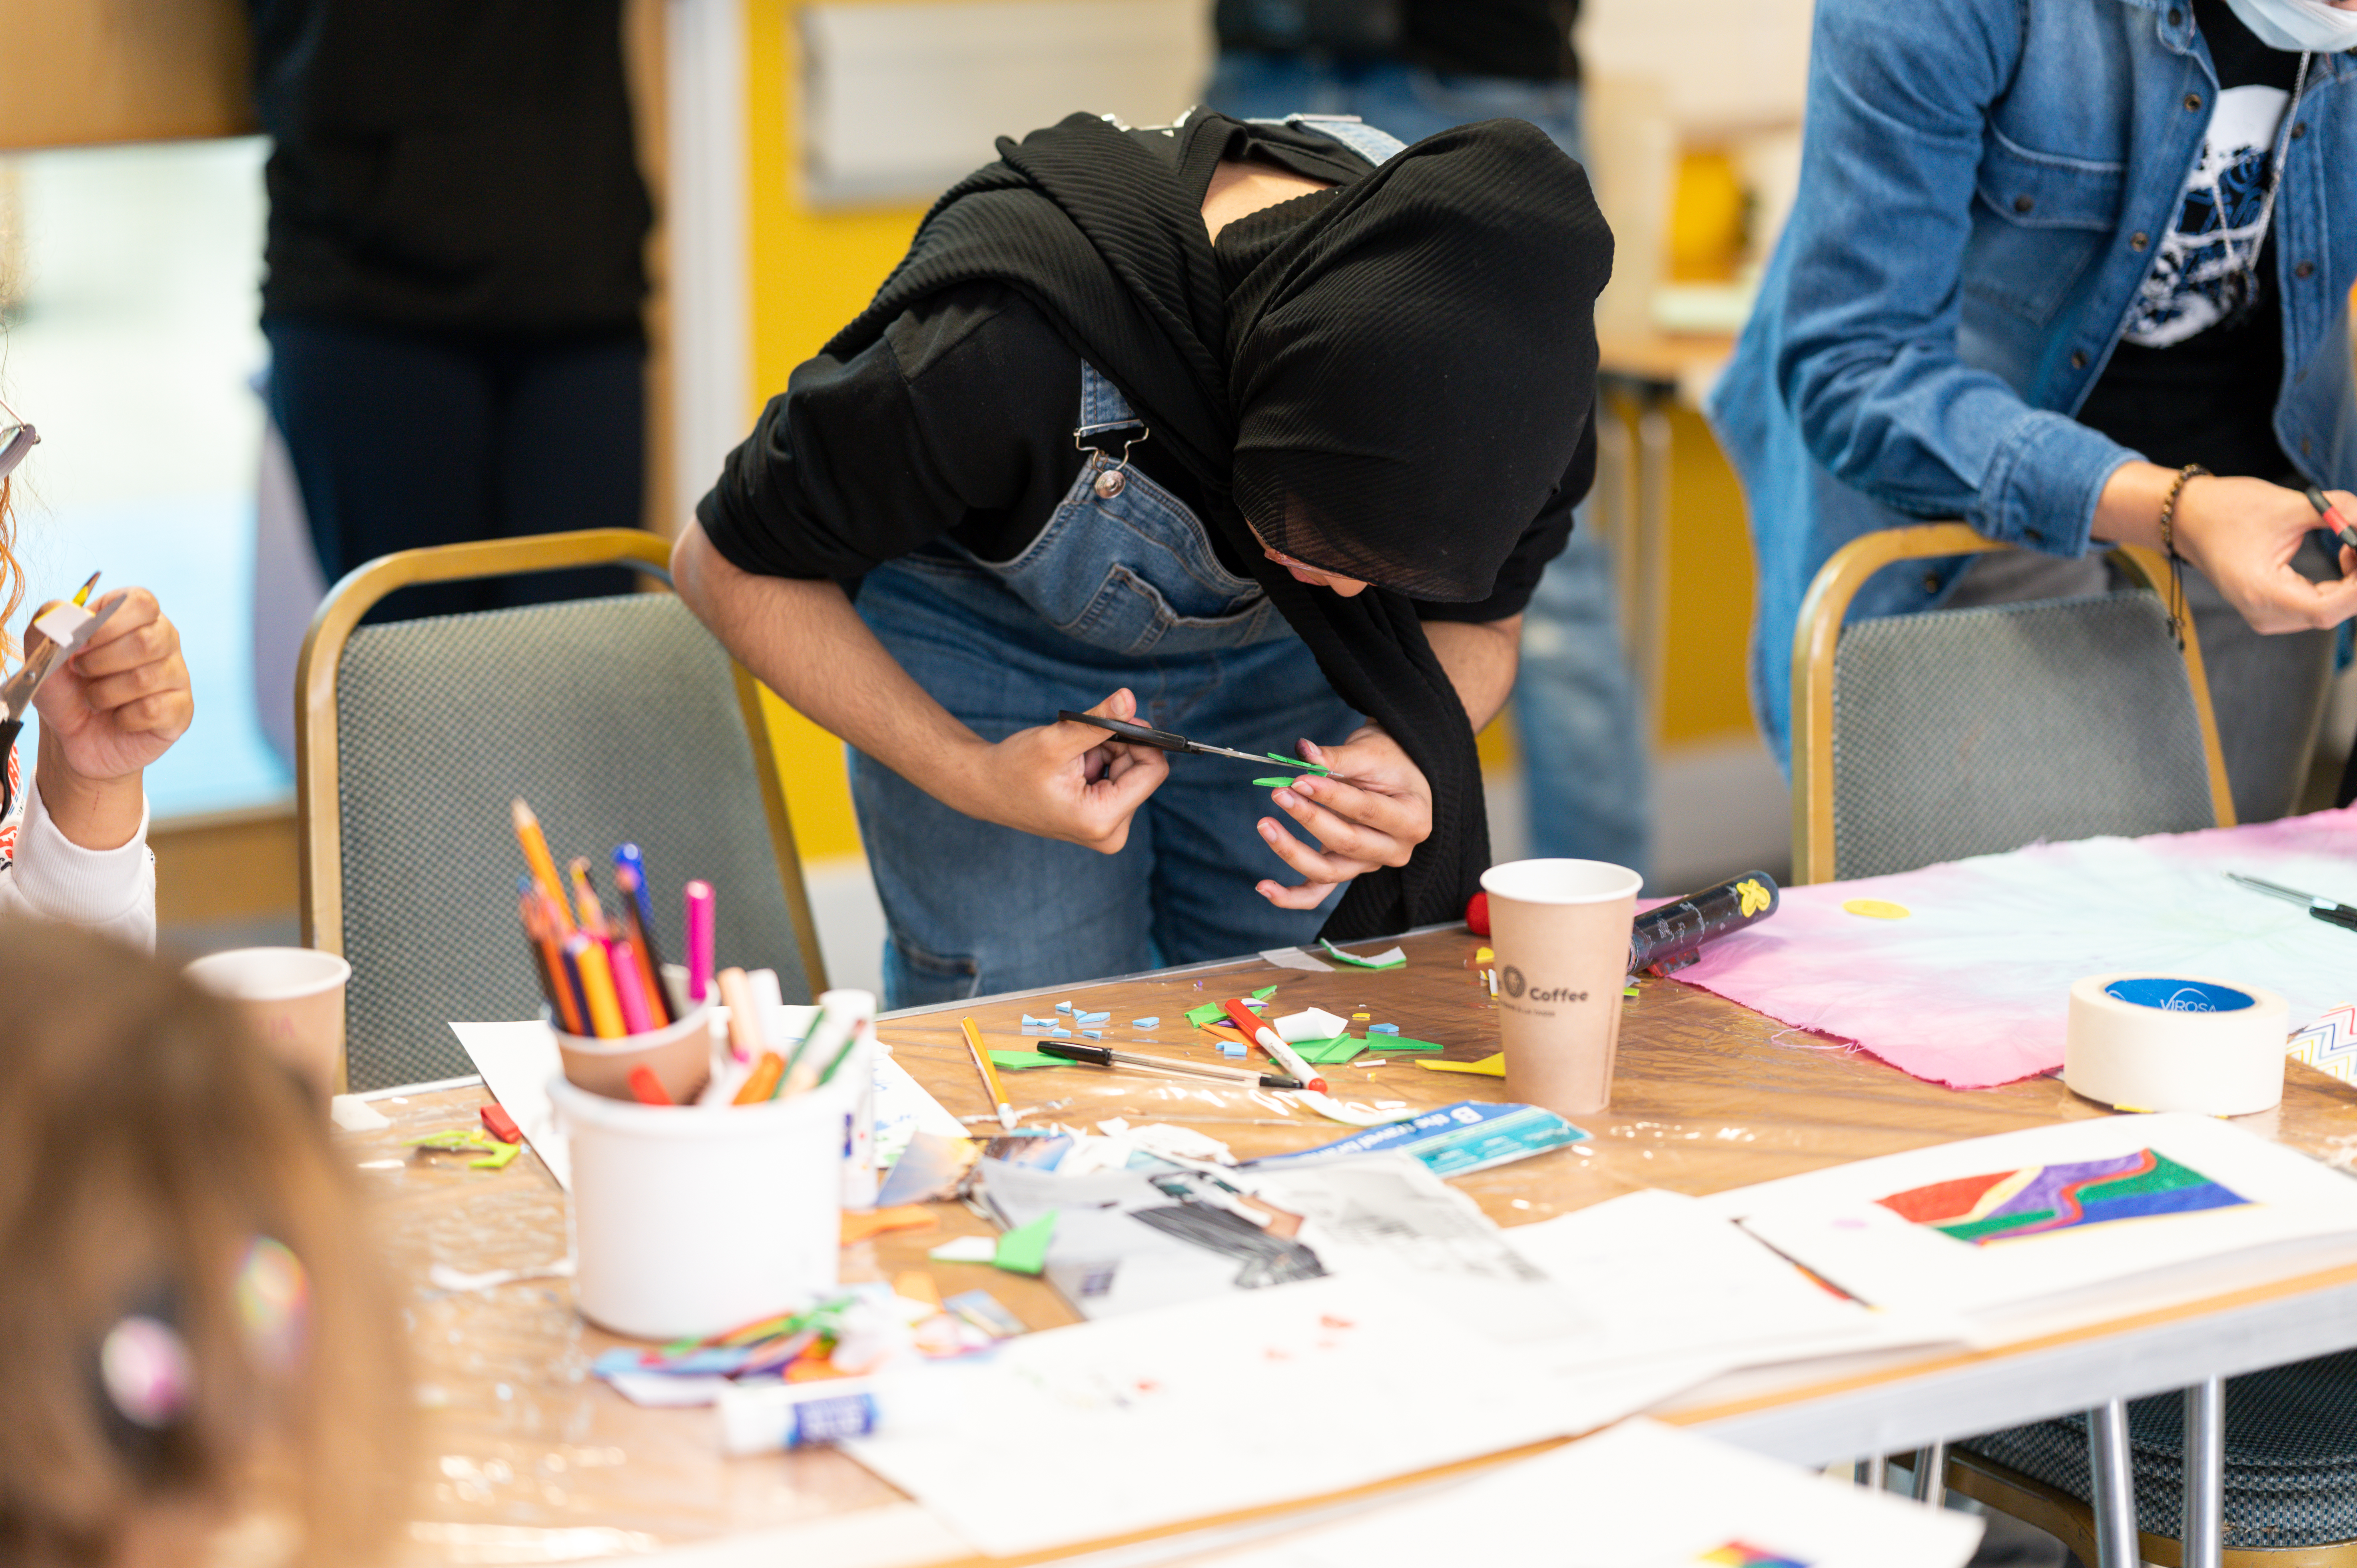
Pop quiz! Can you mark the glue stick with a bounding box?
[716,1372,961,1456]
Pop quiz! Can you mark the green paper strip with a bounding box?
[994,1209,1058,1276]
[1252,777,1299,788]
[1252,985,1278,1001]
[1184,1001,1227,1028]
[988,1050,1067,1070]
[1319,938,1406,970]
[1262,753,1331,775]
[1367,1036,1443,1053]
[1291,1036,1366,1064]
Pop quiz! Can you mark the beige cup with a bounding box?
[184,947,353,1102]
[1481,859,1643,1117]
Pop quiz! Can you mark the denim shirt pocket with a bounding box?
[1964,128,2125,328]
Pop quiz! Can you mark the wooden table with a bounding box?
[352,926,2357,1566]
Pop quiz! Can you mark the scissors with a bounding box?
[1,582,124,820]
[1056,711,1331,775]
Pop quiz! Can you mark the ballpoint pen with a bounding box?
[2304,487,2357,554]
[2227,871,2357,933]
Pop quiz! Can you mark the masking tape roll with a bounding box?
[2064,973,2289,1117]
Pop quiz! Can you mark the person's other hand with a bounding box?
[1253,725,1432,909]
[979,687,1168,852]
[26,588,193,781]
[2170,476,2357,633]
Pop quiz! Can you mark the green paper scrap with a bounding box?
[1291,1036,1369,1064]
[1367,1036,1443,1053]
[1319,938,1407,970]
[1624,983,1640,999]
[1184,1001,1227,1028]
[1252,985,1278,1001]
[994,1210,1058,1276]
[1252,777,1299,788]
[988,1050,1067,1070]
[1262,752,1332,775]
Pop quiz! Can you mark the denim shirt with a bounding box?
[1707,0,2357,759]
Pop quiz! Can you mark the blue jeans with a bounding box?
[852,366,1360,1008]
[1206,53,1652,880]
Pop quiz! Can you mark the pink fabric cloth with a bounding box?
[1668,807,2357,1089]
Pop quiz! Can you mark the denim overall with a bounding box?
[850,115,1410,1008]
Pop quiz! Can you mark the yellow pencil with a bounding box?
[510,799,576,935]
[961,1016,1015,1132]
[572,938,626,1038]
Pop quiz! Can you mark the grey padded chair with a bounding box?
[296,530,825,1093]
[1791,523,2236,885]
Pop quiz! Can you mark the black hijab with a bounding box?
[827,110,1611,940]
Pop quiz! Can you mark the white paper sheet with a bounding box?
[449,1010,962,1193]
[843,1275,1691,1558]
[1709,1113,2357,1317]
[1505,1189,1966,1373]
[1260,946,1337,972]
[1214,1418,1984,1568]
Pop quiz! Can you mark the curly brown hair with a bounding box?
[0,918,414,1566]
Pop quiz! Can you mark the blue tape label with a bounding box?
[2104,978,2255,1014]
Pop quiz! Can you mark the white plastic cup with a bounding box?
[184,947,353,1103]
[550,1070,855,1340]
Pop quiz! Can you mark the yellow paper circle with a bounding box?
[1842,898,1911,920]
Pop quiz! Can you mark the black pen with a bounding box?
[1031,1039,1304,1091]
[2227,871,2357,933]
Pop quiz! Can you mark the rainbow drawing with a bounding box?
[1876,1148,2248,1245]
[1695,1544,1810,1568]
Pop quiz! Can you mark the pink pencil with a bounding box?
[684,880,715,1003]
[608,935,656,1034]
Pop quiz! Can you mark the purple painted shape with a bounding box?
[1983,1154,2151,1223]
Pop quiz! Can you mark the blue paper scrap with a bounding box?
[1081,1028,1103,1039]
[1132,1016,1159,1028]
[1078,1011,1112,1025]
[1021,1014,1050,1027]
[1218,1042,1246,1057]
[1055,1001,1073,1014]
[1250,1101,1588,1179]
[1368,1022,1401,1035]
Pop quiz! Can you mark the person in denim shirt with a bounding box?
[1710,0,2357,822]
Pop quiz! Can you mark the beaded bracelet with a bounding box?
[2157,463,2209,649]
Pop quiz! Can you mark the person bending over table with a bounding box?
[675,110,1608,1007]
[1711,0,2357,823]
[0,403,193,949]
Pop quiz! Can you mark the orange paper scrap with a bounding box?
[841,1205,938,1245]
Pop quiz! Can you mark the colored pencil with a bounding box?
[511,799,576,934]
[733,1050,785,1104]
[519,878,587,1035]
[715,966,766,1063]
[961,1016,1015,1131]
[570,934,626,1038]
[611,858,674,1024]
[684,881,715,1003]
[568,858,610,938]
[608,935,656,1034]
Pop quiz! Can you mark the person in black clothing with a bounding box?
[675,111,1611,1006]
[247,0,653,621]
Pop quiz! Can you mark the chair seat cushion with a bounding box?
[1959,1350,2357,1549]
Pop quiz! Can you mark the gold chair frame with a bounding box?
[294,530,828,1054]
[1789,524,2236,885]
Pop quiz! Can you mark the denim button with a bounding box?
[2297,261,2317,280]
[2185,92,2203,112]
[1094,468,1127,499]
[2014,194,2034,213]
[2130,231,2150,251]
[2070,350,2088,369]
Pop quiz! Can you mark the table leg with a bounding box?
[2090,1400,2139,1568]
[2182,1379,2224,1568]
[1594,395,1637,669]
[1910,1440,1948,1508]
[1633,399,1672,745]
[1854,1453,1887,1490]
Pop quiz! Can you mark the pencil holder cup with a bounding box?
[550,1069,853,1340]
[818,988,881,1212]
[553,1005,715,1105]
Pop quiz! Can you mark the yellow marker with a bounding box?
[1842,899,1912,920]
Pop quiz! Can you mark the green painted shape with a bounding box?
[987,1051,1067,1070]
[2081,1151,2215,1203]
[994,1209,1059,1276]
[1937,1208,2056,1243]
[1184,1001,1227,1028]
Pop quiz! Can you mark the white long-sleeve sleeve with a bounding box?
[0,748,157,950]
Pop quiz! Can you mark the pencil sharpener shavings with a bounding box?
[1130,1017,1159,1028]
[1843,898,1912,920]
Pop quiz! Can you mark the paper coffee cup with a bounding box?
[184,947,353,1102]
[1480,859,1643,1117]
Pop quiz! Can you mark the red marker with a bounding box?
[626,1065,674,1106]
[1221,997,1326,1093]
[2307,486,2357,553]
[481,1104,523,1144]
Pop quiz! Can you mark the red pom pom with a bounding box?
[1465,889,1490,937]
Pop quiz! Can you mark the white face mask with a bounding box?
[2221,0,2357,52]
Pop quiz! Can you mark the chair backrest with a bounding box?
[1791,525,2235,885]
[296,530,826,1092]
